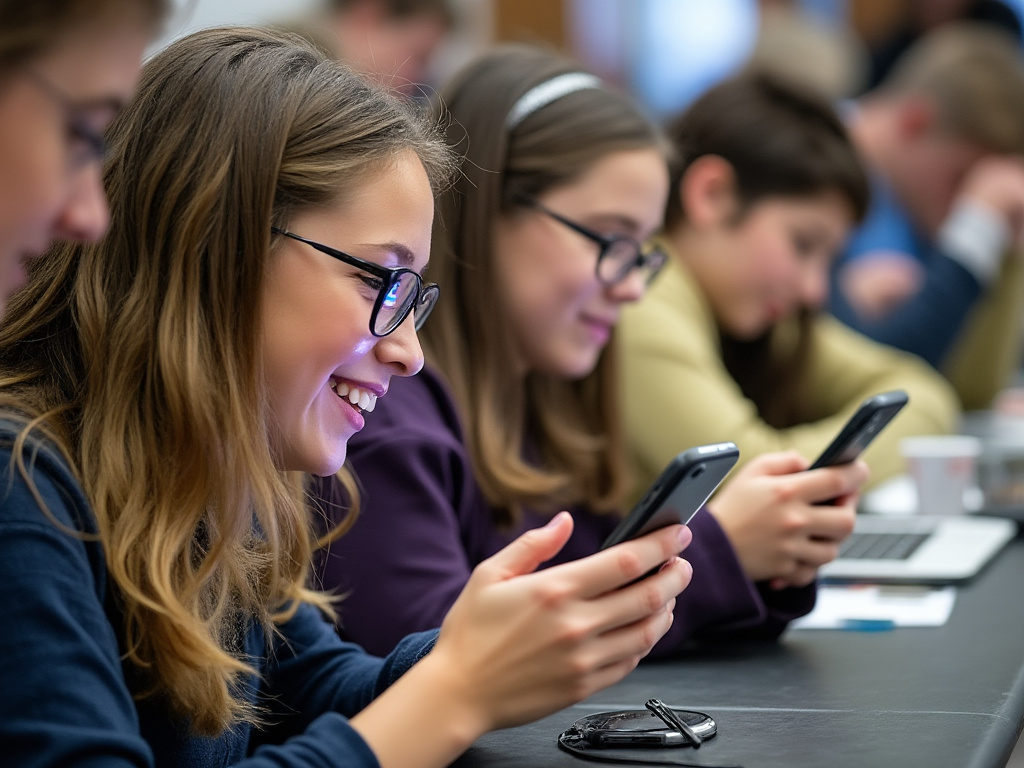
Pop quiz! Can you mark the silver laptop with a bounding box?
[819,513,1016,584]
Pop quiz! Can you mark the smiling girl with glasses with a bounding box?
[0,27,691,768]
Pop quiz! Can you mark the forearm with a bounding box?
[647,509,815,656]
[832,254,983,367]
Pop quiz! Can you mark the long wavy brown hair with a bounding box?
[425,44,671,526]
[0,27,451,735]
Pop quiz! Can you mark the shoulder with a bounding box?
[0,422,111,661]
[0,420,93,534]
[620,259,719,362]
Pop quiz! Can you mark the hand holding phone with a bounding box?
[601,442,740,550]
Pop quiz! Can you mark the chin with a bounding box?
[313,454,347,477]
[725,316,772,341]
[558,354,602,381]
[287,446,348,477]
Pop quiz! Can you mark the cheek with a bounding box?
[500,234,572,319]
[755,231,802,286]
[261,279,366,404]
[527,263,600,337]
[0,129,64,240]
[733,230,784,292]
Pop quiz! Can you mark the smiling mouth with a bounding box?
[330,379,377,413]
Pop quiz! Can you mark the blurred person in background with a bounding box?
[0,0,167,318]
[745,0,868,99]
[863,0,1021,90]
[277,0,454,97]
[829,23,1024,410]
[619,71,957,499]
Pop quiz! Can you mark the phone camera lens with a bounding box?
[690,465,706,479]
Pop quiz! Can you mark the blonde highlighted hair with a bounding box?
[0,26,451,735]
[425,44,670,526]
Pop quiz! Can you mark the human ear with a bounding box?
[680,155,739,230]
[895,95,937,141]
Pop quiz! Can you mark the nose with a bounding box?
[605,266,647,304]
[375,311,425,377]
[52,164,110,243]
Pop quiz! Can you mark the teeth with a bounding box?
[330,379,378,413]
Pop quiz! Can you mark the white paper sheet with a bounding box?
[790,585,957,630]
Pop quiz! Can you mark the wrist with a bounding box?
[411,648,495,741]
[349,648,490,768]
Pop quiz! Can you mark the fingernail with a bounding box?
[544,511,568,528]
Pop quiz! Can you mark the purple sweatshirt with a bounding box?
[313,366,814,658]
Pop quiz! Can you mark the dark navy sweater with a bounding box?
[0,427,437,767]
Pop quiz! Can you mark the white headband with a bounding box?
[504,72,603,131]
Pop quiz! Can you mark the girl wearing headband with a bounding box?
[0,28,690,766]
[313,44,869,658]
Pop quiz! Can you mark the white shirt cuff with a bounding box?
[937,200,1010,286]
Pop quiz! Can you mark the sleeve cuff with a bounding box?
[937,200,1010,286]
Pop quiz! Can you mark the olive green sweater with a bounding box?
[618,253,960,500]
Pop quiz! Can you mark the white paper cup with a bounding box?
[900,435,982,515]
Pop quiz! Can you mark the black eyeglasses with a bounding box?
[23,68,107,166]
[271,227,439,337]
[516,195,668,285]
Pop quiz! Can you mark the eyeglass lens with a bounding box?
[597,239,667,285]
[374,272,437,335]
[25,68,106,166]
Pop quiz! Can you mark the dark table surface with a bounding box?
[453,530,1024,768]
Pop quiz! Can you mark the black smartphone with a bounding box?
[601,442,740,550]
[808,389,909,470]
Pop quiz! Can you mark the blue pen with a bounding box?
[839,618,895,632]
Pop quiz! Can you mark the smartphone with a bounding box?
[808,389,909,470]
[601,442,740,550]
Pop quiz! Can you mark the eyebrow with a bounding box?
[586,212,647,237]
[365,241,418,268]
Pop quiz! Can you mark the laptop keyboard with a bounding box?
[839,531,930,560]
